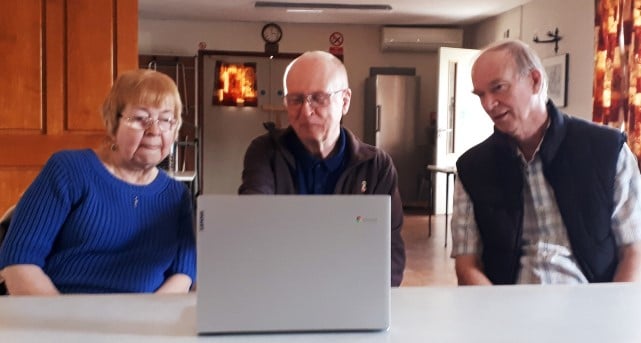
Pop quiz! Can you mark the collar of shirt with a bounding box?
[285,128,346,171]
[285,128,348,194]
[516,117,552,165]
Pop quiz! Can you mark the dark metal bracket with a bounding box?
[533,28,562,54]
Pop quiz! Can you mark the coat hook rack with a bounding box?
[533,27,562,54]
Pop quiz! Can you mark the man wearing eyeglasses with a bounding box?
[238,50,405,287]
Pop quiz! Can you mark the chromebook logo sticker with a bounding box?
[356,216,377,223]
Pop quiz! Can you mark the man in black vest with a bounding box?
[451,39,641,285]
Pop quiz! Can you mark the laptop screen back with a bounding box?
[196,194,391,334]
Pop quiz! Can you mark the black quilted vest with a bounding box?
[456,102,625,284]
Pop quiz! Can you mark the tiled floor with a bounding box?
[400,213,458,287]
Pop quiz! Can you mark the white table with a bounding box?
[0,284,639,342]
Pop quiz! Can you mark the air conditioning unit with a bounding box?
[381,27,463,52]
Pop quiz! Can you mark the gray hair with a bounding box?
[480,39,548,101]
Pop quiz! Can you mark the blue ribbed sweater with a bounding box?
[0,149,196,293]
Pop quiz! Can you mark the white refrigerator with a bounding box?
[364,74,423,207]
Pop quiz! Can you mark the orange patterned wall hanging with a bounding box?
[594,0,641,167]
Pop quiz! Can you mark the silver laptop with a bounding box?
[196,194,391,334]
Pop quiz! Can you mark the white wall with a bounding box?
[464,6,522,47]
[140,19,441,194]
[466,0,594,120]
[140,0,596,194]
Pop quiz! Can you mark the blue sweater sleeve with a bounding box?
[0,152,77,268]
[166,189,197,282]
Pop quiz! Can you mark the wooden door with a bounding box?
[0,0,138,214]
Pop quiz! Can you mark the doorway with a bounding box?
[433,47,493,214]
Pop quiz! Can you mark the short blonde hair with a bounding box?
[102,69,182,136]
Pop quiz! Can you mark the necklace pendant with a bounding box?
[134,195,139,208]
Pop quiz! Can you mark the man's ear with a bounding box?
[530,69,543,94]
[342,88,352,115]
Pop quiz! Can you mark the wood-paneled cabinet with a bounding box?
[0,0,138,214]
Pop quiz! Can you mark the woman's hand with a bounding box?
[1,264,60,295]
[155,273,192,294]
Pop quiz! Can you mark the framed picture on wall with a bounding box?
[212,61,258,107]
[542,53,569,108]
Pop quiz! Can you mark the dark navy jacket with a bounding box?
[456,101,625,284]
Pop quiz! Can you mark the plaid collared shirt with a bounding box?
[450,143,641,284]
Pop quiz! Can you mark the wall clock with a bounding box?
[261,23,283,44]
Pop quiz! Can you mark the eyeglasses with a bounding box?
[283,89,346,108]
[120,114,177,132]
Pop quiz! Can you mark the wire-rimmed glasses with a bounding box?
[283,89,346,108]
[120,114,177,132]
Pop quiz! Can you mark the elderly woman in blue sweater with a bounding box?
[0,69,196,295]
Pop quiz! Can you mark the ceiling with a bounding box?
[138,0,533,26]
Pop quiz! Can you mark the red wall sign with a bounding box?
[329,32,344,60]
[329,32,344,47]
